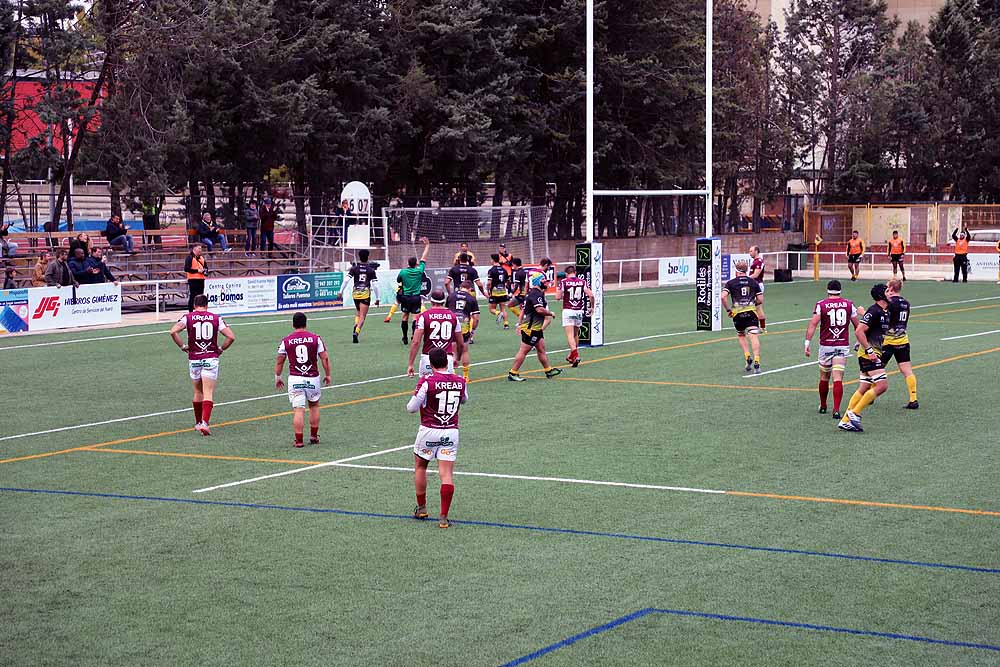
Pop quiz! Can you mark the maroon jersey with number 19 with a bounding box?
[814,297,856,346]
[561,276,589,310]
[413,372,468,428]
[180,311,226,360]
[416,307,460,355]
[277,331,326,377]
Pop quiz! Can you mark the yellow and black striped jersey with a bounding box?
[722,276,760,315]
[884,296,910,346]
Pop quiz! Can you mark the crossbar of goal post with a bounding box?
[585,0,715,337]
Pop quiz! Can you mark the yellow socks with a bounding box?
[386,304,398,320]
[854,388,878,414]
[847,390,865,414]
[509,305,522,317]
[462,365,470,381]
[906,374,917,402]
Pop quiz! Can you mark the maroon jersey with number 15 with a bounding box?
[814,297,856,346]
[277,331,326,377]
[561,276,589,310]
[413,372,468,428]
[179,311,226,360]
[415,307,460,355]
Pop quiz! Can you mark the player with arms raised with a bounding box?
[557,265,595,367]
[838,284,890,432]
[274,312,331,448]
[408,347,468,528]
[720,260,762,373]
[446,280,480,380]
[347,249,378,344]
[169,294,236,436]
[804,280,858,419]
[508,273,562,381]
[486,253,512,329]
[883,279,918,409]
[408,289,464,377]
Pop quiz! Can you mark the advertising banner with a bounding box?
[722,253,751,282]
[576,242,604,346]
[0,288,29,334]
[967,253,999,279]
[696,238,722,332]
[205,276,278,315]
[276,272,344,310]
[27,283,122,331]
[657,256,695,286]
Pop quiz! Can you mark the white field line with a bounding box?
[329,462,727,494]
[941,329,1000,341]
[744,360,816,378]
[191,444,413,494]
[5,294,999,443]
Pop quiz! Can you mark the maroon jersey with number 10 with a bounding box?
[413,372,468,428]
[561,276,589,310]
[814,297,856,346]
[180,311,226,360]
[277,331,326,377]
[416,307,460,355]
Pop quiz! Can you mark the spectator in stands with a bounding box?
[198,212,231,252]
[185,243,207,311]
[0,220,17,258]
[259,195,278,252]
[45,248,75,287]
[244,200,260,256]
[3,261,15,289]
[31,251,50,287]
[104,214,135,254]
[69,247,92,284]
[87,247,117,284]
[69,232,91,258]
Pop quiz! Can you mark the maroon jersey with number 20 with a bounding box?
[411,372,468,428]
[415,307,460,355]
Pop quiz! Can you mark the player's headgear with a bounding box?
[193,294,209,308]
[358,249,369,262]
[430,288,446,304]
[529,271,547,289]
[292,312,307,328]
[429,347,449,370]
[870,283,887,302]
[826,279,841,294]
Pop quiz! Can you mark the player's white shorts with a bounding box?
[413,426,460,462]
[419,353,455,376]
[818,345,850,369]
[562,309,584,327]
[758,281,765,294]
[189,357,219,381]
[287,375,322,409]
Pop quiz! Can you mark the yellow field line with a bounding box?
[913,303,1000,317]
[88,446,1000,517]
[915,319,1000,326]
[725,491,1000,517]
[844,346,1000,387]
[556,377,813,393]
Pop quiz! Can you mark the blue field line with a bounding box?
[500,608,1000,666]
[2,486,998,576]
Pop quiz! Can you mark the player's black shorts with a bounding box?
[890,254,903,265]
[858,354,886,380]
[881,343,910,364]
[732,311,760,335]
[400,294,422,314]
[353,297,370,309]
[488,294,508,304]
[848,253,862,265]
[462,331,473,343]
[511,294,526,308]
[521,329,543,347]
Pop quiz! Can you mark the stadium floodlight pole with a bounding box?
[705,0,714,238]
[585,0,594,243]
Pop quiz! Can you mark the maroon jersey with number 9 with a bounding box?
[181,311,225,360]
[277,331,326,377]
[416,307,459,355]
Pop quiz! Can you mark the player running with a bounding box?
[887,230,906,281]
[169,294,236,436]
[748,245,766,331]
[804,280,859,419]
[408,347,468,528]
[846,230,865,281]
[445,253,486,297]
[347,249,378,344]
[508,273,562,381]
[486,253,512,328]
[386,237,430,344]
[447,280,480,380]
[508,257,528,319]
[838,284,890,432]
[557,265,595,367]
[274,312,331,447]
[883,279,918,409]
[721,259,763,373]
[408,289,464,377]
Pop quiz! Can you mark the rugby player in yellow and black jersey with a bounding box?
[883,278,918,409]
[347,249,379,344]
[507,257,527,319]
[446,280,480,380]
[486,253,512,329]
[839,283,890,432]
[508,274,561,381]
[721,260,763,373]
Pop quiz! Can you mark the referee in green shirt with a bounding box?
[396,236,430,344]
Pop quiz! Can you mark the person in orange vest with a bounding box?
[846,231,865,281]
[887,230,906,281]
[185,243,208,311]
[951,228,970,283]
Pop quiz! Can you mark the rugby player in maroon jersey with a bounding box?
[275,312,332,447]
[804,280,859,419]
[556,265,595,367]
